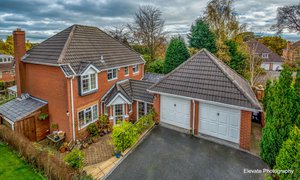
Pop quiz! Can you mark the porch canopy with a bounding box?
[0,94,47,123]
[102,79,154,106]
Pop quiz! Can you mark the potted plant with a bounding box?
[38,113,49,121]
[51,123,58,132]
[59,142,68,153]
[114,148,121,158]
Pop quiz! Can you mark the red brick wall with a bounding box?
[153,94,160,122]
[240,110,252,150]
[24,64,71,139]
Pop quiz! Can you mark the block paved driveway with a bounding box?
[107,126,267,180]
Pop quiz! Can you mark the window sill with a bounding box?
[81,89,98,96]
[78,119,98,130]
[133,71,139,75]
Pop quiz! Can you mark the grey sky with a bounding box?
[0,0,299,42]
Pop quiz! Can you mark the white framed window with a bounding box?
[129,104,132,113]
[81,73,98,94]
[104,105,108,115]
[261,53,269,58]
[124,66,129,76]
[133,64,139,74]
[78,104,98,129]
[0,58,2,63]
[107,69,118,80]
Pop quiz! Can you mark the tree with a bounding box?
[164,37,190,74]
[260,69,298,167]
[128,5,165,62]
[294,69,300,94]
[262,79,272,110]
[149,59,164,74]
[274,126,300,180]
[273,3,300,33]
[247,40,265,86]
[204,0,245,62]
[0,35,33,55]
[107,25,130,46]
[257,36,287,56]
[225,40,247,77]
[188,18,217,53]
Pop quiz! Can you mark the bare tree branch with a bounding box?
[273,4,300,34]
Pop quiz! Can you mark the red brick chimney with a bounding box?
[287,41,291,50]
[13,28,26,97]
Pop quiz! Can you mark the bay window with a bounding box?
[78,104,98,129]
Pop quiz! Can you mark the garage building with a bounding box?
[148,49,262,150]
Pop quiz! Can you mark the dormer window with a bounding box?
[133,64,139,74]
[107,68,118,81]
[80,65,99,95]
[261,53,269,58]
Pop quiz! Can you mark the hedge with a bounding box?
[0,125,79,180]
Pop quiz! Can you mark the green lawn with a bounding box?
[0,141,45,180]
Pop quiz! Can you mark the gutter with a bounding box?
[70,75,76,141]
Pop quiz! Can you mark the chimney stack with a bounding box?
[13,28,26,97]
[287,41,291,50]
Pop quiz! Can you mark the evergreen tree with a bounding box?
[188,19,217,53]
[260,69,298,167]
[275,126,300,179]
[225,40,247,77]
[262,80,272,110]
[294,69,300,94]
[164,37,190,74]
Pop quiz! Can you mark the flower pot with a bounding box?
[115,152,121,158]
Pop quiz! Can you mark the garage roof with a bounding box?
[148,49,261,110]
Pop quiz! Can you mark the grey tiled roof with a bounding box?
[148,49,261,110]
[24,25,144,74]
[60,64,75,76]
[247,40,283,63]
[103,79,154,104]
[0,96,47,122]
[143,73,165,83]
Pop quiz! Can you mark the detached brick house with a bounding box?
[0,53,15,82]
[282,41,300,62]
[247,40,284,71]
[149,49,262,150]
[0,25,154,141]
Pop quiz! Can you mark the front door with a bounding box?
[114,104,124,124]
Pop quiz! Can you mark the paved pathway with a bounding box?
[83,135,114,166]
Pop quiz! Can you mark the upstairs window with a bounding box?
[261,53,269,59]
[124,66,129,76]
[133,64,139,73]
[107,69,118,80]
[81,73,98,94]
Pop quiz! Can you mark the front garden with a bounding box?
[0,141,45,180]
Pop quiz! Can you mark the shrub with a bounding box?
[148,59,164,74]
[111,121,138,152]
[98,115,108,129]
[87,123,99,137]
[136,110,155,134]
[274,126,300,179]
[64,149,84,170]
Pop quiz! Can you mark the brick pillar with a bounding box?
[153,94,160,122]
[240,110,252,150]
[194,101,199,135]
[13,29,26,97]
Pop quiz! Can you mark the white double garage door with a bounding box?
[160,95,241,144]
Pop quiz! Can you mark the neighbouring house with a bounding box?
[282,41,300,62]
[247,40,284,71]
[0,53,15,83]
[0,25,153,141]
[7,85,17,98]
[148,49,262,150]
